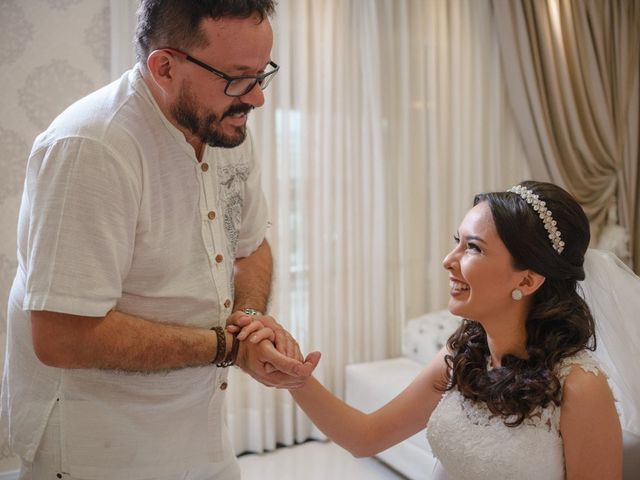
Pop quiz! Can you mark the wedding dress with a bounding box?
[426,351,599,480]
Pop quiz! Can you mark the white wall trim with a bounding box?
[0,470,18,480]
[110,0,139,79]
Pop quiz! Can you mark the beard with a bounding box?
[170,83,253,149]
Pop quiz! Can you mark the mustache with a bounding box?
[221,103,254,120]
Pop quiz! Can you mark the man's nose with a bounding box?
[239,83,265,108]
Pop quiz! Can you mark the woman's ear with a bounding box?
[146,50,179,94]
[518,270,546,297]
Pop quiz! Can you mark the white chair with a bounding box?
[345,310,461,479]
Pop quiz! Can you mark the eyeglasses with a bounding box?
[160,47,279,97]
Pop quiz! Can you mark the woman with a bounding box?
[288,181,623,479]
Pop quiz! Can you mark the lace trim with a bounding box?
[451,350,603,432]
[454,390,558,432]
[555,350,623,419]
[556,350,601,385]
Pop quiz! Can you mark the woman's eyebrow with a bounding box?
[464,235,487,244]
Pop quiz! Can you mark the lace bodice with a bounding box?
[426,350,601,480]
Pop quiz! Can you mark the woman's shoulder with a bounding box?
[557,349,619,417]
[558,350,619,434]
[555,349,603,386]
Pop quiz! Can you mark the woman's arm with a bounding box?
[560,366,623,480]
[290,347,449,457]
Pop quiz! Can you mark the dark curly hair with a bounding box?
[444,181,596,426]
[135,0,277,65]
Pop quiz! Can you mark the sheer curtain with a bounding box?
[103,0,529,456]
[227,0,529,454]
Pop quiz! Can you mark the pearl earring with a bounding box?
[511,289,523,301]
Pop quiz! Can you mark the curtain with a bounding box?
[226,0,529,454]
[492,0,640,270]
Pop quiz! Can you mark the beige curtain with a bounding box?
[492,0,640,271]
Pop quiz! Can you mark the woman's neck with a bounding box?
[482,311,529,368]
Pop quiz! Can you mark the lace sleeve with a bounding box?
[556,350,602,386]
[556,349,623,423]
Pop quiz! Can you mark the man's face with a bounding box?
[170,14,274,148]
[170,81,254,148]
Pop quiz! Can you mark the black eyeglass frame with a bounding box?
[159,47,279,97]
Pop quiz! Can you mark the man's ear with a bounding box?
[146,50,179,94]
[519,270,546,297]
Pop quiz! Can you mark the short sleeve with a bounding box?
[556,350,603,386]
[235,131,268,258]
[23,137,140,317]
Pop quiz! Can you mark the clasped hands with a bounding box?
[226,311,321,389]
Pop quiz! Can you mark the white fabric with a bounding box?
[1,65,267,479]
[345,357,436,480]
[345,310,462,479]
[427,351,602,480]
[225,0,530,454]
[18,402,240,480]
[580,249,640,436]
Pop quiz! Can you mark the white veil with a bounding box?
[579,249,640,436]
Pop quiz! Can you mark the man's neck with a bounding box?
[140,69,205,161]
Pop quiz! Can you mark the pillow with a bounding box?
[401,310,462,364]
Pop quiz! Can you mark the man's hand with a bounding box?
[227,311,303,361]
[235,338,321,389]
[226,310,321,388]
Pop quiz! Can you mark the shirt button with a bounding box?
[224,299,231,308]
[220,382,228,390]
[215,254,224,263]
[201,163,209,172]
[208,211,216,220]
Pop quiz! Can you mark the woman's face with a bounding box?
[442,201,525,322]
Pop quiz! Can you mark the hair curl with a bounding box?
[135,0,277,65]
[444,181,596,426]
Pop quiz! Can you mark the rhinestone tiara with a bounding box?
[507,185,565,254]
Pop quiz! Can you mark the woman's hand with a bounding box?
[229,315,275,344]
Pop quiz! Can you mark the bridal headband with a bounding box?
[507,185,565,254]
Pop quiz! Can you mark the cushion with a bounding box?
[401,309,463,364]
[345,357,437,478]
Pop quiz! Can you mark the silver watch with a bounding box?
[241,308,263,316]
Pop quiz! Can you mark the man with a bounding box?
[1,1,319,478]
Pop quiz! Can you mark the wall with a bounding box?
[0,0,111,472]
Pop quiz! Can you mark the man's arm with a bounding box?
[31,309,311,383]
[233,238,272,313]
[31,309,224,371]
[232,239,303,360]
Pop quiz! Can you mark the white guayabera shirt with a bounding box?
[1,65,267,479]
